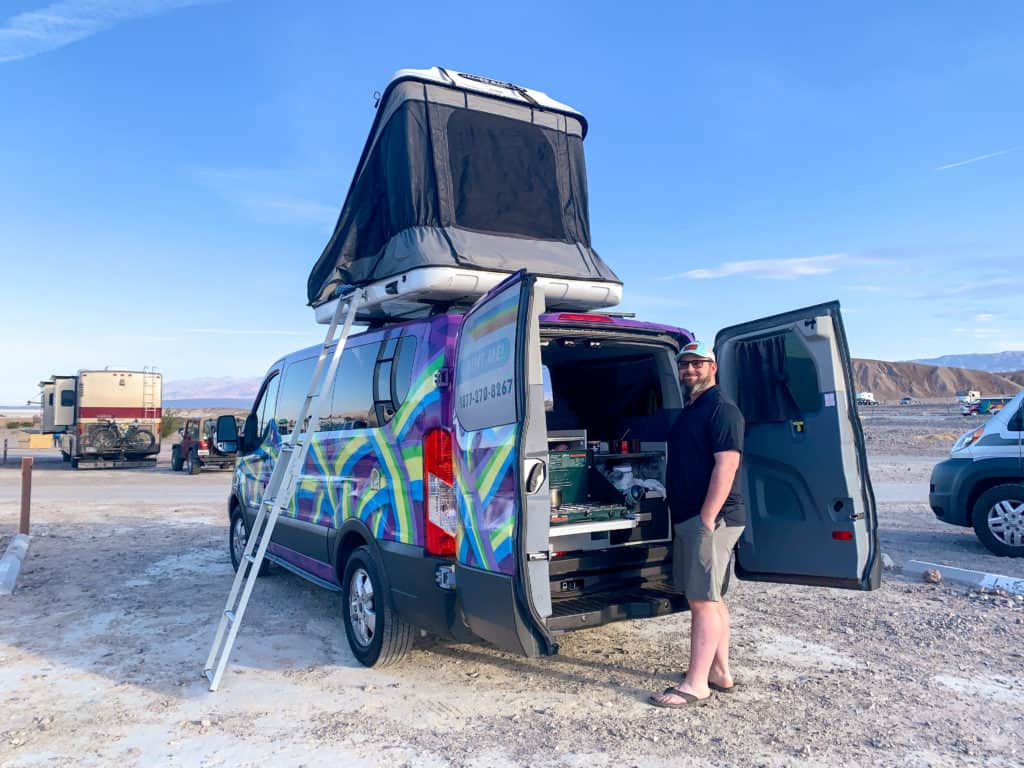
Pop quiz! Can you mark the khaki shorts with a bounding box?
[672,516,745,602]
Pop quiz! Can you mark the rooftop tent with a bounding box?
[307,68,622,318]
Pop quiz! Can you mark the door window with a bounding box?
[372,336,418,425]
[60,390,75,407]
[733,330,821,424]
[455,283,521,432]
[277,358,318,436]
[184,420,200,439]
[1009,406,1024,432]
[254,373,280,439]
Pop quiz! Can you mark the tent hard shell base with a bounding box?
[313,266,623,325]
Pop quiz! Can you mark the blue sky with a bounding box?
[1,1,1021,404]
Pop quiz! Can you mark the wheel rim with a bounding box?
[348,567,376,647]
[987,498,1024,547]
[232,517,247,565]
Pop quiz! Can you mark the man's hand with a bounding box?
[699,450,741,530]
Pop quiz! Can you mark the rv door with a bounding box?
[452,271,553,656]
[715,302,880,590]
[53,377,77,428]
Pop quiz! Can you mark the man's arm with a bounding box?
[699,450,741,530]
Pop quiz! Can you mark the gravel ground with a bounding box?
[0,406,1022,767]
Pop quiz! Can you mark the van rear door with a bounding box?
[715,302,880,590]
[452,271,553,656]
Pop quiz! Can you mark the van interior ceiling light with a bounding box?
[587,340,601,348]
[423,428,457,556]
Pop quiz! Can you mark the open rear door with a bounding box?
[715,302,880,590]
[452,271,554,656]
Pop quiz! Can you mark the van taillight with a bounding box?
[200,439,209,450]
[423,428,457,557]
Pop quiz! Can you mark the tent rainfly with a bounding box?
[308,67,623,321]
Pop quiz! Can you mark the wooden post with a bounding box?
[20,457,32,535]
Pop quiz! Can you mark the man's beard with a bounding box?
[682,372,715,399]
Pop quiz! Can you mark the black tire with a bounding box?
[341,546,413,667]
[61,450,70,462]
[186,450,201,475]
[972,484,1024,557]
[229,509,269,576]
[126,429,156,452]
[92,428,118,452]
[170,447,183,472]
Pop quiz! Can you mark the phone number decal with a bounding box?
[458,377,514,410]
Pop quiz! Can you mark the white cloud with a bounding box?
[0,0,218,64]
[662,253,846,281]
[975,313,995,323]
[935,146,1021,172]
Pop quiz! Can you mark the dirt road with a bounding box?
[1,407,1022,767]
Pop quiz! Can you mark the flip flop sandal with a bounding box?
[680,670,738,693]
[648,686,712,709]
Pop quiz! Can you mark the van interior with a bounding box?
[540,329,688,629]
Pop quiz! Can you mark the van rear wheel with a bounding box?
[972,484,1024,557]
[341,546,413,667]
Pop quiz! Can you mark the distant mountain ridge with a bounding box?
[911,351,1024,373]
[853,359,1023,401]
[163,376,262,400]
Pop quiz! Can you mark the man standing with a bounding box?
[650,340,746,708]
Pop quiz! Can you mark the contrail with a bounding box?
[935,146,1021,171]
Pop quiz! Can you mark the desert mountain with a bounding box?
[912,351,1024,372]
[852,359,1022,401]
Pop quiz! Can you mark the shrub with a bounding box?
[160,412,184,438]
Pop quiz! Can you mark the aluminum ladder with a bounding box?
[203,289,364,691]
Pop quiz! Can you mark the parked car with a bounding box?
[930,389,1024,556]
[899,397,918,406]
[216,287,881,667]
[172,416,240,474]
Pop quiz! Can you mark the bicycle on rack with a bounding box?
[90,419,157,453]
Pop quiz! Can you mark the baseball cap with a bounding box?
[676,340,715,363]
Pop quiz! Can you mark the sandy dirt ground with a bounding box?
[1,405,1022,767]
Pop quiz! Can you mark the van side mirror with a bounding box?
[215,414,239,453]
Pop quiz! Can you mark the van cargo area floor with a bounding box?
[548,585,687,632]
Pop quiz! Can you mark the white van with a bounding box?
[930,389,1024,556]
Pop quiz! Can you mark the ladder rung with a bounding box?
[244,554,258,563]
[224,610,236,623]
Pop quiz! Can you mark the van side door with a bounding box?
[453,271,554,656]
[715,301,880,590]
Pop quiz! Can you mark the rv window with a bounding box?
[255,373,280,439]
[48,393,54,406]
[60,390,75,407]
[447,110,564,241]
[325,342,380,431]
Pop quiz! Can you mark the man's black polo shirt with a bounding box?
[666,386,746,527]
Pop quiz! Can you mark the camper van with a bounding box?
[216,68,880,667]
[930,389,1024,556]
[40,370,162,469]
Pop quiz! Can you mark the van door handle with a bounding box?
[523,458,546,494]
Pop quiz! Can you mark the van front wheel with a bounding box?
[972,484,1024,557]
[341,546,413,667]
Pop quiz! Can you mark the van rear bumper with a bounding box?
[379,542,474,643]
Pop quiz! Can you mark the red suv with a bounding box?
[171,417,239,474]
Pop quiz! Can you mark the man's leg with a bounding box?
[677,598,721,698]
[709,600,734,688]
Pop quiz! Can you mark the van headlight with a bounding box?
[952,427,985,453]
